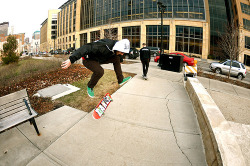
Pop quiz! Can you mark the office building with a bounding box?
[54,0,250,65]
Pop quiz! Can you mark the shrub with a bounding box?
[2,52,19,64]
[2,35,19,64]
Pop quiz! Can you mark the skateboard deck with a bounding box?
[92,93,113,119]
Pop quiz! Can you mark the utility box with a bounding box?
[160,54,184,72]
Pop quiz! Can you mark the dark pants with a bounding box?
[141,60,149,76]
[82,56,124,88]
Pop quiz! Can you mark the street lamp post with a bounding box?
[35,42,38,55]
[157,1,166,66]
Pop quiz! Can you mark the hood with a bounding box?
[112,39,130,53]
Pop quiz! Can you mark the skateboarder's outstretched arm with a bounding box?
[61,44,91,69]
[61,59,71,69]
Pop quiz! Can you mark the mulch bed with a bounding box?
[0,64,91,115]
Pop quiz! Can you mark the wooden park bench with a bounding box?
[0,89,40,135]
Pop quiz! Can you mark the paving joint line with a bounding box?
[21,110,89,166]
[43,151,68,166]
[16,127,44,165]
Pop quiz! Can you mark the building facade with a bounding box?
[40,9,61,52]
[30,31,40,54]
[0,22,9,36]
[54,0,250,64]
[57,0,77,51]
[233,0,250,66]
[0,33,25,54]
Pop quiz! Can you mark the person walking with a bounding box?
[61,39,132,98]
[139,43,151,80]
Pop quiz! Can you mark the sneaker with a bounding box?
[87,86,94,98]
[119,76,132,85]
[144,75,148,80]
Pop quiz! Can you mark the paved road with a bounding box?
[197,60,250,83]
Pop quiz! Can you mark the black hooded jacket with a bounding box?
[69,39,118,64]
[139,47,151,61]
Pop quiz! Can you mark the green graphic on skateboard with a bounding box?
[92,93,113,119]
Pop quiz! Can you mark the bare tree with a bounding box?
[217,21,245,78]
[103,19,118,40]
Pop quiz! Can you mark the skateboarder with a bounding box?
[61,39,132,98]
[139,43,151,80]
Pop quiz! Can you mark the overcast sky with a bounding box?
[0,0,67,40]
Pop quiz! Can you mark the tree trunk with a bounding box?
[228,59,232,79]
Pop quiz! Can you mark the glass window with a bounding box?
[90,30,100,42]
[241,63,246,69]
[176,25,203,54]
[232,62,240,68]
[245,36,250,49]
[243,19,250,31]
[146,25,169,50]
[80,33,87,47]
[224,61,231,66]
[241,3,250,15]
[122,26,140,47]
[209,0,229,57]
[80,0,205,30]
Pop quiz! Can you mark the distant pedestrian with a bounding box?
[139,43,151,80]
[61,39,132,98]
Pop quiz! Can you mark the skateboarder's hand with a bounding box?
[61,59,71,69]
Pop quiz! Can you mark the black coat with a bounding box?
[69,39,118,63]
[139,47,151,61]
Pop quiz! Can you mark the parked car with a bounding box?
[62,50,69,54]
[56,49,62,54]
[154,55,160,63]
[49,50,55,54]
[148,47,160,57]
[67,47,76,54]
[123,48,139,59]
[154,52,195,66]
[169,52,195,66]
[209,59,247,80]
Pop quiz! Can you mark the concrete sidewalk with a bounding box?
[0,61,207,165]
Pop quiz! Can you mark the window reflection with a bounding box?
[80,0,205,30]
[90,30,100,42]
[122,26,140,48]
[146,25,169,49]
[176,26,203,54]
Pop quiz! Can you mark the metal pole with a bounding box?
[54,39,55,54]
[157,2,166,67]
[161,9,163,56]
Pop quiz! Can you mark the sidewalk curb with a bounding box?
[185,77,246,166]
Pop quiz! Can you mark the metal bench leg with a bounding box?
[30,118,40,136]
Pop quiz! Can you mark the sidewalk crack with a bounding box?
[166,100,193,166]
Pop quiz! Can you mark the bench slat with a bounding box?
[0,96,28,109]
[0,108,37,132]
[0,89,39,134]
[0,89,27,106]
[0,100,31,117]
[1,105,30,120]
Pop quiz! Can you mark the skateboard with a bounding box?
[92,93,113,119]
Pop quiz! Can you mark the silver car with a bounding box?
[209,59,247,80]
